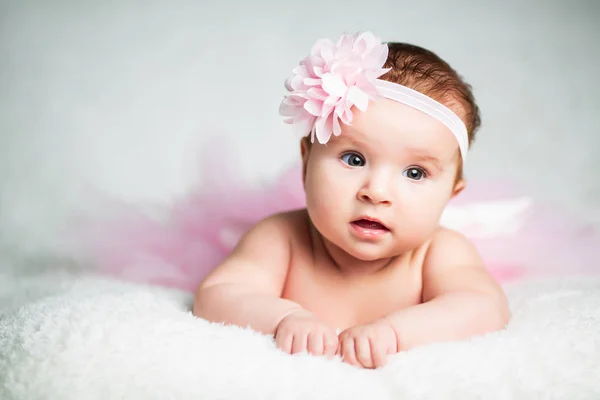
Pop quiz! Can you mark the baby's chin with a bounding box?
[338,231,434,263]
[338,240,404,263]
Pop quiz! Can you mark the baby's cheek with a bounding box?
[397,204,442,240]
[305,174,332,209]
[305,176,336,219]
[308,169,345,205]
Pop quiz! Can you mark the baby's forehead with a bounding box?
[331,129,454,160]
[337,104,458,155]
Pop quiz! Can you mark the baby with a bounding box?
[193,31,510,369]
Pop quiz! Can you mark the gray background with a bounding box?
[1,0,599,258]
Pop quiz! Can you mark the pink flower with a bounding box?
[279,32,391,144]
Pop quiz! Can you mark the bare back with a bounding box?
[281,210,426,331]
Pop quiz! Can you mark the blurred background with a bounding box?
[0,0,599,261]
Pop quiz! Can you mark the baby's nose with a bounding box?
[357,177,392,206]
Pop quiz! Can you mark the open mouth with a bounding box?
[352,219,389,230]
[350,218,390,238]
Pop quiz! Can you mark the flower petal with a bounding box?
[324,94,341,106]
[292,114,316,136]
[337,102,353,125]
[303,99,323,116]
[311,39,332,56]
[336,33,353,52]
[281,31,390,141]
[322,73,347,97]
[320,44,334,63]
[315,115,333,144]
[307,87,329,101]
[321,103,334,118]
[346,86,369,111]
[303,77,322,87]
[356,31,379,53]
[288,74,306,91]
[278,102,296,117]
[332,114,342,136]
[292,65,308,78]
[305,55,324,76]
[353,37,367,56]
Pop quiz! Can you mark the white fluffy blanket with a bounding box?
[1,265,599,400]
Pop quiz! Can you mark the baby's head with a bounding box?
[280,32,481,261]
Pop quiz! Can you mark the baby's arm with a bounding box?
[384,229,510,351]
[192,214,304,335]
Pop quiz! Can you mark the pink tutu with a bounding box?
[74,148,600,292]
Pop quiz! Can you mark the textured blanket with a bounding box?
[1,264,599,400]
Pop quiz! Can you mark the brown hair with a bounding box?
[381,42,481,180]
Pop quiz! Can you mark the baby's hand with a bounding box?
[274,310,338,358]
[337,320,398,369]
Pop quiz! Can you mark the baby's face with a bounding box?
[302,98,463,261]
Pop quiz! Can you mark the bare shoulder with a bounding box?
[196,210,304,293]
[244,209,309,248]
[236,209,301,247]
[421,227,507,305]
[423,227,482,273]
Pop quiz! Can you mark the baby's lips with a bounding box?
[352,218,390,231]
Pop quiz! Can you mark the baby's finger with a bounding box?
[307,331,324,356]
[341,338,359,366]
[370,338,387,369]
[355,336,374,369]
[335,341,342,356]
[323,332,338,358]
[276,332,293,354]
[291,332,308,354]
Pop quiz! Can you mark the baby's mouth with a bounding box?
[351,218,390,231]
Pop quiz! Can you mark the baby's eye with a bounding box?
[403,167,427,181]
[341,152,365,167]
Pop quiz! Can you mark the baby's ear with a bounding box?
[452,179,466,198]
[300,136,311,184]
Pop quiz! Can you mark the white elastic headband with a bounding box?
[374,79,469,165]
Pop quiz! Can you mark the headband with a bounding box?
[279,31,469,165]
